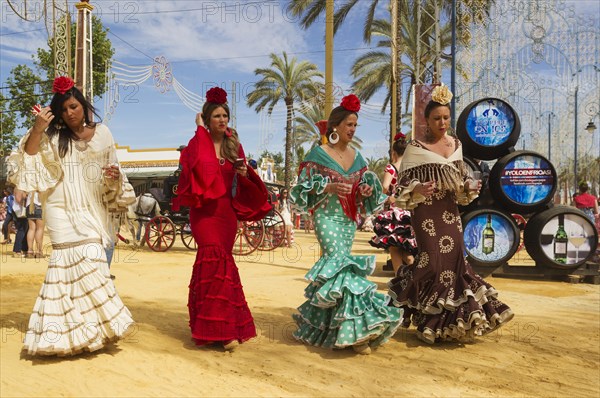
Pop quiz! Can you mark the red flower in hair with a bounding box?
[340,94,360,113]
[316,120,328,136]
[205,87,227,104]
[52,76,75,95]
[394,132,406,141]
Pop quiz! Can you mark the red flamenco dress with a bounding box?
[175,126,271,346]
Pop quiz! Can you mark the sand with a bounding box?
[1,230,599,397]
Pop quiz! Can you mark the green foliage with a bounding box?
[35,14,114,99]
[1,92,19,156]
[365,156,388,181]
[2,15,114,154]
[247,52,323,190]
[5,65,50,129]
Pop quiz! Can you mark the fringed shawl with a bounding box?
[395,141,477,209]
[7,124,135,247]
[399,141,468,192]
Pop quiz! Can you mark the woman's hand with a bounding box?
[235,163,247,177]
[14,188,27,204]
[195,113,204,127]
[32,107,54,134]
[103,164,121,180]
[466,179,482,194]
[358,183,373,198]
[327,182,352,196]
[414,181,435,196]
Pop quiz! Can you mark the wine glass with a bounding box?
[569,226,587,263]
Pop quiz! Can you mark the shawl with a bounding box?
[298,146,368,220]
[399,141,467,192]
[174,126,271,221]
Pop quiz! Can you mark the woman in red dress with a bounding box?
[175,87,271,351]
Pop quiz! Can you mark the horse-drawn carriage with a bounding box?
[129,174,287,253]
[128,173,195,252]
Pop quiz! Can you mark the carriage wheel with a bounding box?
[232,220,264,256]
[181,223,197,250]
[259,209,286,251]
[145,216,176,252]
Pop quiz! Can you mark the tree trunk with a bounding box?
[284,98,293,190]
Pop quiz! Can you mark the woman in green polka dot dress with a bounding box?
[289,95,401,355]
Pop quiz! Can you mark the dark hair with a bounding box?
[579,182,589,193]
[46,86,100,158]
[202,102,240,163]
[392,138,408,156]
[424,100,451,119]
[326,105,358,142]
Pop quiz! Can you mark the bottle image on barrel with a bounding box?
[482,214,495,254]
[553,214,568,264]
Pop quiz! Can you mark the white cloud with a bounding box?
[104,0,308,73]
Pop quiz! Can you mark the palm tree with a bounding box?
[247,52,323,190]
[352,7,456,105]
[365,156,388,181]
[294,102,364,151]
[286,0,384,44]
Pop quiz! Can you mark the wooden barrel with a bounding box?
[462,208,521,267]
[457,98,520,160]
[524,206,599,269]
[488,150,557,214]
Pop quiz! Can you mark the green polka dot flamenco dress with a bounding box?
[289,147,401,351]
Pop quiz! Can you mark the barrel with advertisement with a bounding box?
[462,208,521,267]
[488,150,557,214]
[456,98,521,160]
[524,206,599,270]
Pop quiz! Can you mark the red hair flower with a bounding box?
[394,132,406,141]
[205,87,227,104]
[52,76,75,95]
[316,120,328,135]
[340,94,360,113]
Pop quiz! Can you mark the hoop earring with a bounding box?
[329,128,339,144]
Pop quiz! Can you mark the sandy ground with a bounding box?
[1,230,599,397]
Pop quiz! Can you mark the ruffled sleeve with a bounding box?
[455,160,479,206]
[104,169,136,212]
[359,170,386,215]
[290,165,330,213]
[394,177,427,210]
[6,130,62,192]
[173,126,226,210]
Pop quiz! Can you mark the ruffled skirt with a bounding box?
[294,252,401,348]
[23,241,134,356]
[294,211,400,349]
[369,206,417,254]
[388,261,514,343]
[188,245,256,345]
[387,192,513,344]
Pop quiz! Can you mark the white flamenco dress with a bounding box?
[8,124,136,356]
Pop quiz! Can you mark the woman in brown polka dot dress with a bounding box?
[388,85,513,344]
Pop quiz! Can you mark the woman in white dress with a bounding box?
[8,76,135,356]
[278,189,294,247]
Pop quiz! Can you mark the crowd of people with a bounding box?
[2,78,599,358]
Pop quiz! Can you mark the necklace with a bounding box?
[73,124,91,152]
[328,144,346,160]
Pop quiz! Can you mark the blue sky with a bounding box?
[1,0,598,160]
